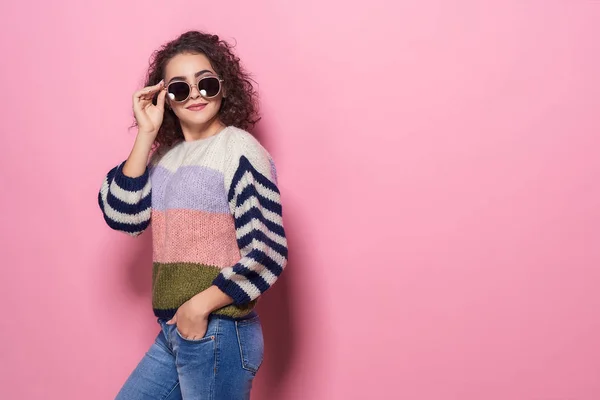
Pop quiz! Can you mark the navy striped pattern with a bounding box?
[213,155,288,305]
[97,161,152,237]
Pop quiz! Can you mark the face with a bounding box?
[164,53,225,129]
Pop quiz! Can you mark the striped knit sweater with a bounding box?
[98,126,288,320]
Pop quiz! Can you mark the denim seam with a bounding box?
[162,382,180,400]
[235,320,257,374]
[156,320,175,356]
[155,339,173,356]
[211,317,221,400]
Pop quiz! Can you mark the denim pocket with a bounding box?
[175,325,215,344]
[235,315,264,373]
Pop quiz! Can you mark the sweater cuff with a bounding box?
[213,273,252,305]
[113,161,149,192]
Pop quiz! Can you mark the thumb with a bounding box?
[156,87,167,111]
[166,314,177,325]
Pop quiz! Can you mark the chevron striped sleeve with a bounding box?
[97,160,152,237]
[213,135,288,305]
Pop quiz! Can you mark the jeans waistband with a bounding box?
[157,309,257,325]
[211,309,258,321]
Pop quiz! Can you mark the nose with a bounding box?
[189,83,201,99]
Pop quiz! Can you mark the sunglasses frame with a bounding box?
[166,75,225,102]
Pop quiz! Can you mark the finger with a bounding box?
[133,96,150,116]
[148,79,165,92]
[146,79,164,91]
[133,91,158,113]
[133,93,151,113]
[134,81,164,100]
[135,89,159,101]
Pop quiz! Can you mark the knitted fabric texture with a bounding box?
[98,126,288,320]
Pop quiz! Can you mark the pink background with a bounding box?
[1,1,599,399]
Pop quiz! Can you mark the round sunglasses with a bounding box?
[166,76,224,102]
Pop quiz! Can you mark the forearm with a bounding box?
[98,131,155,237]
[122,133,155,178]
[190,285,234,315]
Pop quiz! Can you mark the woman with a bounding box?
[98,30,288,399]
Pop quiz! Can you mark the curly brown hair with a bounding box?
[137,30,260,149]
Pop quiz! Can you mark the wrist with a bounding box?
[190,286,234,316]
[135,131,156,146]
[190,293,214,317]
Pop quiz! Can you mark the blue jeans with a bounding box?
[115,312,264,400]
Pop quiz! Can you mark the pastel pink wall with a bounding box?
[1,1,599,399]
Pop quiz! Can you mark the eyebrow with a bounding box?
[167,70,214,84]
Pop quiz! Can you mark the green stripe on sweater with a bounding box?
[152,262,257,318]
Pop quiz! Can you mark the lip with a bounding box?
[186,103,208,111]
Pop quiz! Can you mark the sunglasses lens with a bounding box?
[168,82,190,101]
[198,77,221,98]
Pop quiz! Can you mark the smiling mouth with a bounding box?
[187,103,208,111]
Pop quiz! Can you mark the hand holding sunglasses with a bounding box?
[166,75,224,102]
[133,79,168,137]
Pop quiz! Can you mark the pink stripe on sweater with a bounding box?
[152,209,241,267]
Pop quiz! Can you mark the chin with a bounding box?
[178,112,219,126]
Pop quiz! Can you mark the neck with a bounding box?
[180,117,226,142]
